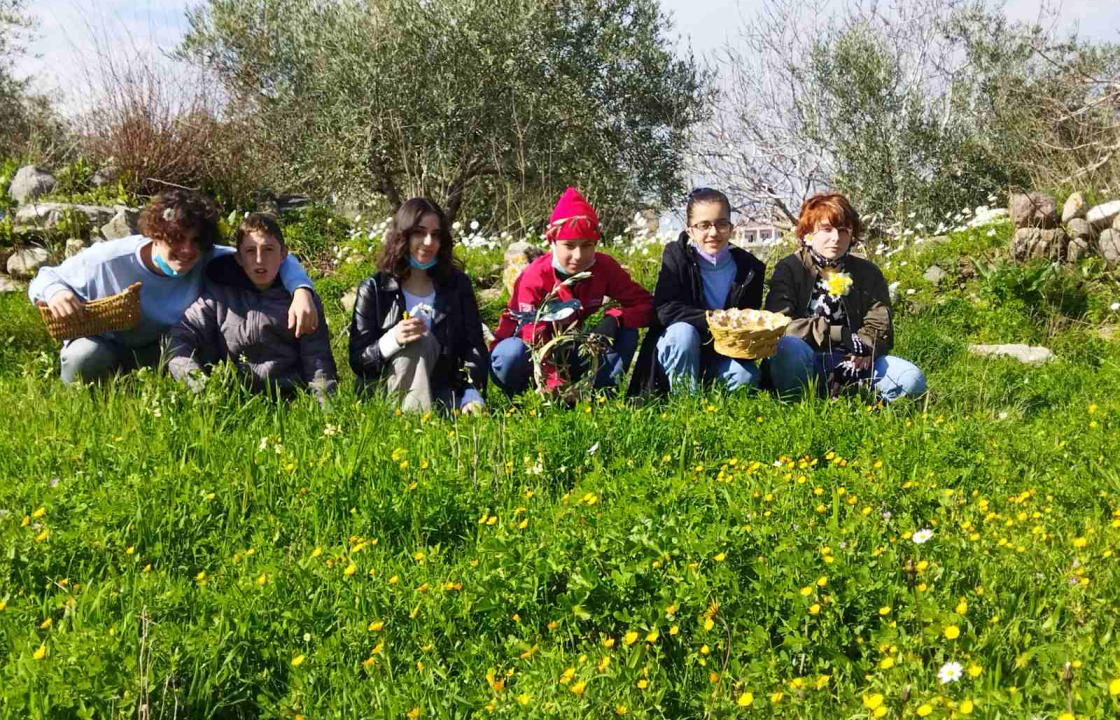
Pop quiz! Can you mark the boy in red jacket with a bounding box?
[490,187,653,396]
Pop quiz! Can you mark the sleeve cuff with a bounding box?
[378,331,401,359]
[459,388,484,408]
[40,283,74,303]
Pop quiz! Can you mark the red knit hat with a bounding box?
[545,187,600,242]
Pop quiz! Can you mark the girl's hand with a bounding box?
[394,316,428,345]
[461,401,484,416]
[288,288,320,338]
[846,355,873,372]
[44,290,86,320]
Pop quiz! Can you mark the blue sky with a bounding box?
[18,0,1118,108]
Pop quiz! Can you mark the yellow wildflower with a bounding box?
[737,692,754,707]
[960,699,974,714]
[291,654,305,667]
[944,624,960,639]
[33,644,46,660]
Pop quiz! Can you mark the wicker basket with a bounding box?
[707,308,791,360]
[38,282,142,342]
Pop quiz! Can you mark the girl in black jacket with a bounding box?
[348,198,487,413]
[629,188,766,396]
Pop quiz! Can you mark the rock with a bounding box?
[98,206,139,241]
[1061,192,1088,223]
[503,240,545,295]
[277,194,313,215]
[969,343,1054,364]
[0,274,22,293]
[1087,200,1120,230]
[1011,227,1068,262]
[7,247,50,278]
[1099,228,1120,268]
[0,247,12,269]
[922,265,947,284]
[15,202,117,232]
[8,165,56,204]
[65,238,88,258]
[477,287,503,303]
[90,163,119,188]
[1066,217,1094,240]
[340,289,357,313]
[1115,212,1120,232]
[503,240,544,266]
[1009,192,1058,229]
[1067,237,1092,262]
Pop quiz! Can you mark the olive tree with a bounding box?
[180,0,707,228]
[700,0,1117,229]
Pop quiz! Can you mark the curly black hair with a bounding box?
[137,190,220,251]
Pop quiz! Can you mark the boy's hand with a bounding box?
[394,316,428,345]
[288,288,320,338]
[44,289,86,320]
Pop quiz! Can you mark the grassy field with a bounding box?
[2,214,1120,719]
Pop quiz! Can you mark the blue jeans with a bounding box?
[767,335,926,402]
[59,336,162,385]
[656,322,759,393]
[490,327,639,397]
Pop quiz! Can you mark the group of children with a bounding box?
[29,186,926,407]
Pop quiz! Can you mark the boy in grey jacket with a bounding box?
[167,213,337,398]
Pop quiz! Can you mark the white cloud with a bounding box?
[15,0,191,111]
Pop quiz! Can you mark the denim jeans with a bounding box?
[490,327,639,397]
[767,335,926,402]
[656,321,759,393]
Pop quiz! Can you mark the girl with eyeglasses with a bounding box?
[348,197,488,414]
[765,192,926,401]
[629,188,766,396]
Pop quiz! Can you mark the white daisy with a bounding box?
[912,528,933,544]
[938,661,963,684]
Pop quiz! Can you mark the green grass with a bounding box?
[2,217,1120,719]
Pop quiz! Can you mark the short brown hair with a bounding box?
[234,212,285,249]
[138,190,221,252]
[795,193,862,242]
[378,197,460,282]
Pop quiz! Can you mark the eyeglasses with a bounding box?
[689,219,733,234]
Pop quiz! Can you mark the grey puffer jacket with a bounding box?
[167,254,337,396]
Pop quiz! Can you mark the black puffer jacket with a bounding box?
[348,268,487,399]
[628,234,765,397]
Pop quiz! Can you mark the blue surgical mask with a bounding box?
[409,255,438,271]
[152,249,184,278]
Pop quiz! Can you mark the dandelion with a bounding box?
[879,606,892,616]
[959,698,974,714]
[917,703,933,716]
[615,705,627,715]
[862,693,884,710]
[645,628,659,643]
[1109,678,1120,695]
[737,692,754,707]
[809,603,821,616]
[944,625,961,640]
[623,630,639,646]
[938,661,963,683]
[343,563,357,577]
[912,528,933,544]
[879,657,895,669]
[570,679,586,695]
[291,654,305,667]
[713,552,726,562]
[33,644,46,660]
[39,617,52,630]
[967,664,983,678]
[407,708,421,719]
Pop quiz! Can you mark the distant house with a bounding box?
[733,214,787,245]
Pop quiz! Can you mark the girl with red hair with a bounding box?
[765,193,926,401]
